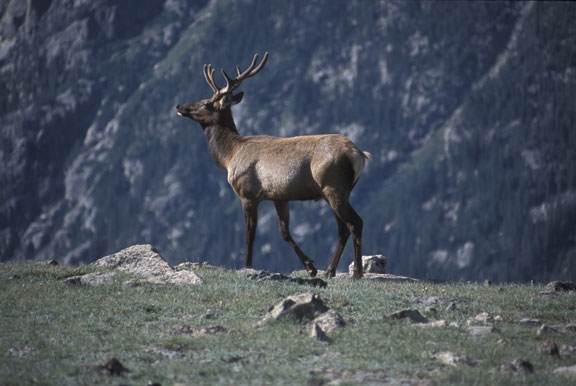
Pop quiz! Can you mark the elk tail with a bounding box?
[352,149,372,185]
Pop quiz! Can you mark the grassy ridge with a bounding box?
[1,262,575,385]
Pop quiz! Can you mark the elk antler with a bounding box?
[203,64,220,94]
[203,53,269,98]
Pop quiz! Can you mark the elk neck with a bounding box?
[201,111,243,170]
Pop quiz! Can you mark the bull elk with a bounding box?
[176,53,371,279]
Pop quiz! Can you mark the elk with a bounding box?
[176,53,371,279]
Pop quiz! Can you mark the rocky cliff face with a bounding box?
[1,0,206,262]
[2,1,575,282]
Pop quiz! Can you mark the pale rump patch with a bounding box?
[351,150,370,185]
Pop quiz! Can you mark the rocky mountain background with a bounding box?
[1,0,575,282]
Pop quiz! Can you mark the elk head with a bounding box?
[176,52,269,128]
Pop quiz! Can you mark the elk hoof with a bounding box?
[306,265,318,277]
[324,269,336,279]
[351,270,363,280]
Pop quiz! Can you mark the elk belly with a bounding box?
[256,159,321,201]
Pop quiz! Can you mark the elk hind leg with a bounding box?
[325,214,350,278]
[323,188,363,279]
[274,201,317,277]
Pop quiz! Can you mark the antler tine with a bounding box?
[203,64,221,94]
[236,53,260,79]
[237,52,269,80]
[203,64,214,92]
[249,51,269,77]
[219,52,269,94]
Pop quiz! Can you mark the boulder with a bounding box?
[260,292,329,324]
[89,244,204,285]
[348,255,387,275]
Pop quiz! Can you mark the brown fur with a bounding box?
[176,54,370,278]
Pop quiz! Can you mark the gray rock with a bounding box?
[260,292,329,324]
[467,326,500,337]
[308,323,333,344]
[90,244,204,285]
[389,309,429,324]
[348,255,387,275]
[307,309,346,333]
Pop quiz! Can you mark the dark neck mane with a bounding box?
[201,109,242,169]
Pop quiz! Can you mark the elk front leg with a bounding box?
[242,199,259,269]
[274,201,317,277]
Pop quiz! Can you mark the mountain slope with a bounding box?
[1,0,574,282]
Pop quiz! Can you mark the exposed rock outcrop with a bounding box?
[66,244,204,285]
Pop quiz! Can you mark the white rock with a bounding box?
[348,255,387,274]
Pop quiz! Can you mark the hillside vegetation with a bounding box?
[1,1,575,282]
[1,261,576,385]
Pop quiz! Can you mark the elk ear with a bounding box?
[232,92,244,105]
[217,92,244,110]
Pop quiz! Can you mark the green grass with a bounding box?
[1,262,575,385]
